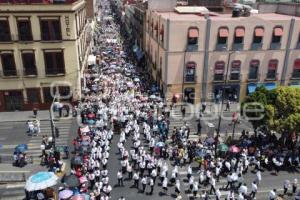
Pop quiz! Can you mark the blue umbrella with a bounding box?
[81,141,90,146]
[155,142,165,147]
[15,144,28,153]
[195,149,207,158]
[25,172,58,192]
[87,119,95,125]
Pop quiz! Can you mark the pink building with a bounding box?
[145,6,300,104]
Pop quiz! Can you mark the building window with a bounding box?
[154,22,158,38]
[214,61,225,81]
[230,60,241,80]
[267,59,278,79]
[234,27,244,44]
[272,27,283,43]
[217,27,228,44]
[40,19,62,41]
[292,59,300,78]
[17,20,33,41]
[26,88,40,104]
[185,62,196,82]
[59,86,71,100]
[160,25,164,43]
[188,27,198,45]
[42,87,53,103]
[0,19,11,41]
[253,27,264,43]
[44,50,65,75]
[249,60,259,80]
[1,53,17,76]
[22,52,37,76]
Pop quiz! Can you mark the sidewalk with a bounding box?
[0,110,50,122]
[0,164,45,182]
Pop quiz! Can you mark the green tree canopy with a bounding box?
[242,86,300,134]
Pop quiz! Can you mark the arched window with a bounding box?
[187,27,198,45]
[249,60,260,80]
[267,59,278,80]
[234,27,245,44]
[292,59,300,78]
[272,26,283,43]
[230,60,241,80]
[217,27,229,45]
[185,62,196,82]
[214,61,225,81]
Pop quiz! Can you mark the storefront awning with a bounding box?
[264,83,276,91]
[274,27,283,36]
[248,83,257,94]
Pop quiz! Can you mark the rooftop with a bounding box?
[0,0,79,4]
[158,10,299,21]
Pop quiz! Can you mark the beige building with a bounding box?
[0,0,90,111]
[145,5,300,104]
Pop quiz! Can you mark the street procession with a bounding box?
[0,0,300,200]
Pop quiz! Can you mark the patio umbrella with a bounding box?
[82,135,90,141]
[149,95,156,99]
[81,141,90,146]
[87,119,95,125]
[71,194,85,200]
[87,113,95,119]
[25,172,58,192]
[218,143,229,152]
[134,77,140,82]
[79,176,88,184]
[229,145,240,153]
[58,189,73,200]
[205,137,215,145]
[55,146,65,153]
[80,126,90,133]
[15,144,28,153]
[63,174,80,188]
[155,142,165,147]
[71,156,83,166]
[195,149,207,158]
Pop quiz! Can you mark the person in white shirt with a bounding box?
[141,176,147,193]
[238,192,244,200]
[250,181,258,199]
[239,183,248,195]
[255,170,261,186]
[162,177,168,194]
[283,179,290,195]
[209,177,216,194]
[216,188,221,200]
[117,170,124,186]
[293,178,298,194]
[175,179,181,195]
[192,182,199,198]
[133,171,139,189]
[268,189,277,200]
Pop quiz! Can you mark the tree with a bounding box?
[242,86,300,135]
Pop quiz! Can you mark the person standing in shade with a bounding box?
[133,171,139,189]
[151,168,157,184]
[197,121,202,135]
[250,181,258,199]
[141,175,147,193]
[117,170,124,187]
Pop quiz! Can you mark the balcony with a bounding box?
[215,43,227,51]
[251,43,263,50]
[185,75,196,83]
[270,42,281,50]
[0,0,79,4]
[248,73,260,81]
[213,74,224,82]
[0,69,19,78]
[265,73,279,81]
[229,74,242,82]
[45,68,65,76]
[186,44,198,52]
[23,68,37,77]
[290,72,300,80]
[232,43,244,51]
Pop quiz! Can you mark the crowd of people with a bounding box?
[54,1,300,200]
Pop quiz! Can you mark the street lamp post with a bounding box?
[215,50,237,154]
[50,95,58,149]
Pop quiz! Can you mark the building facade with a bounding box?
[145,7,300,104]
[0,0,90,111]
